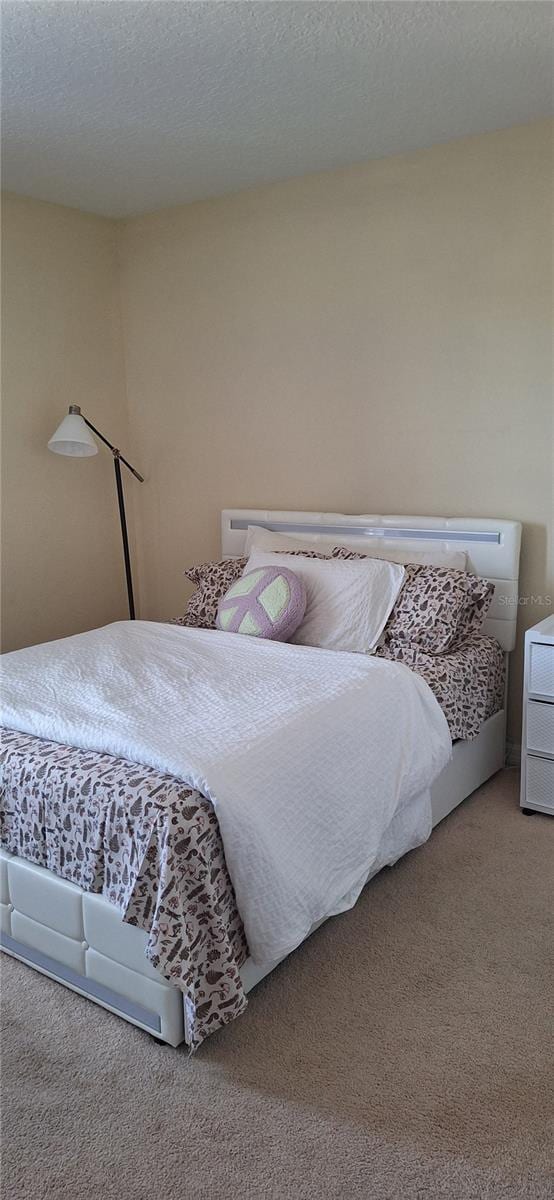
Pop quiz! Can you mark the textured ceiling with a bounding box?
[2,1,552,218]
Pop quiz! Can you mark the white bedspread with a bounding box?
[1,622,451,965]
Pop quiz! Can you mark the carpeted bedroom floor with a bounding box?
[1,769,553,1200]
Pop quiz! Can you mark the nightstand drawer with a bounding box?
[529,643,554,699]
[525,755,554,813]
[526,700,554,756]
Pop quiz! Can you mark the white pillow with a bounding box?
[244,549,405,653]
[245,525,467,570]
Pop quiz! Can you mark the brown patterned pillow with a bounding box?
[331,547,493,653]
[274,549,332,560]
[173,558,248,629]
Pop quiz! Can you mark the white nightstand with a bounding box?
[520,614,554,815]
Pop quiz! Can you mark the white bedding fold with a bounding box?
[1,622,451,965]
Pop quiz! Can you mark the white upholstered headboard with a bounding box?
[221,510,522,652]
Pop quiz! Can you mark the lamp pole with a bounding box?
[68,405,143,620]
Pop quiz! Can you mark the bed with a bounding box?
[0,510,521,1048]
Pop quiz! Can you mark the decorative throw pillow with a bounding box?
[331,547,494,653]
[216,566,307,640]
[173,557,248,628]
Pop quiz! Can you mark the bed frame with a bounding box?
[0,511,521,1047]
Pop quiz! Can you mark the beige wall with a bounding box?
[2,122,552,744]
[1,194,131,650]
[118,121,553,744]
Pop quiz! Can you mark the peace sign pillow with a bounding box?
[216,566,307,641]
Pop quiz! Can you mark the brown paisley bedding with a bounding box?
[377,633,505,740]
[0,633,504,1047]
[0,730,248,1049]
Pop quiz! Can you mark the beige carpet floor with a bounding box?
[1,769,553,1200]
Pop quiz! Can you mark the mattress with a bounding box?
[0,632,503,1046]
[376,633,505,740]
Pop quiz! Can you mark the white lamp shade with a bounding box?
[48,412,98,457]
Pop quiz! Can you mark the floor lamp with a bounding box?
[48,405,144,620]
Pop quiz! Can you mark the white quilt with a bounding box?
[0,622,451,966]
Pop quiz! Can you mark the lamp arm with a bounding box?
[70,408,144,482]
